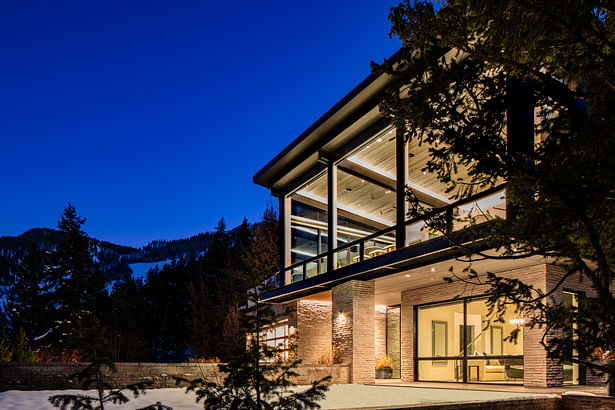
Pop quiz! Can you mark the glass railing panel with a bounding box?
[305,257,326,279]
[335,245,359,269]
[362,232,396,261]
[453,189,506,231]
[405,220,443,246]
[290,266,304,283]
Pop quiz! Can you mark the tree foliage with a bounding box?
[178,207,330,409]
[3,244,53,343]
[376,0,615,383]
[48,358,171,410]
[47,204,109,358]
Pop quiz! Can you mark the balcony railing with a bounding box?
[283,186,506,284]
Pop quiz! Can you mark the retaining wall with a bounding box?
[0,362,350,392]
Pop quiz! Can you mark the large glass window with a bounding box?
[416,297,524,384]
[259,321,295,361]
[290,172,328,282]
[563,290,584,385]
[386,306,401,379]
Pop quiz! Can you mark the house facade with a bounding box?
[253,62,596,387]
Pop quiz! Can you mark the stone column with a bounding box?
[332,280,375,384]
[400,289,414,383]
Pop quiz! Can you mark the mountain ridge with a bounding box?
[0,227,218,285]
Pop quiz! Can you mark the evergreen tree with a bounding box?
[144,260,191,362]
[108,275,149,362]
[3,243,54,343]
[49,204,108,358]
[187,217,241,360]
[180,208,330,409]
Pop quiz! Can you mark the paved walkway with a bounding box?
[374,379,609,395]
[318,384,558,409]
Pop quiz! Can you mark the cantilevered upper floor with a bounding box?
[254,67,507,303]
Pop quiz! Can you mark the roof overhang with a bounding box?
[253,70,398,195]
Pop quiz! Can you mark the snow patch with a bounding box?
[128,260,173,281]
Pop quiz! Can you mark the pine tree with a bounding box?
[3,243,54,344]
[50,204,108,358]
[179,208,330,409]
[144,260,191,362]
[108,275,149,362]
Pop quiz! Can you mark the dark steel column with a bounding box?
[278,194,291,287]
[396,128,408,250]
[327,161,337,273]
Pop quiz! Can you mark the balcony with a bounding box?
[283,186,506,285]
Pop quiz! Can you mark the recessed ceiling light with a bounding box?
[422,171,426,175]
[430,267,435,272]
[385,190,391,194]
[376,138,382,143]
[366,145,370,149]
[405,274,410,278]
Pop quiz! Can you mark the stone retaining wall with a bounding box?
[561,393,615,410]
[0,362,350,392]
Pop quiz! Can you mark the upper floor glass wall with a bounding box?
[284,125,507,283]
[289,171,328,282]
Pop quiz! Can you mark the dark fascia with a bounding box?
[253,50,404,194]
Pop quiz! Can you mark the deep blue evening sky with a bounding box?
[0,1,400,247]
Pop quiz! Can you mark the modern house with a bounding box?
[252,55,597,387]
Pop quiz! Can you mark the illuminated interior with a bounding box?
[286,125,507,283]
[417,297,524,384]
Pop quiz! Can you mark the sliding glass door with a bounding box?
[416,297,524,384]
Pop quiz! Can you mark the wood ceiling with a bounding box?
[294,127,471,229]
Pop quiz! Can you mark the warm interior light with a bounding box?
[376,138,382,143]
[405,274,410,278]
[430,267,436,272]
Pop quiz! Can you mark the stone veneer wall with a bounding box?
[0,362,350,392]
[296,300,332,363]
[400,263,595,387]
[332,280,375,384]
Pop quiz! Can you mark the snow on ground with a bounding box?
[0,388,200,410]
[0,385,556,410]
